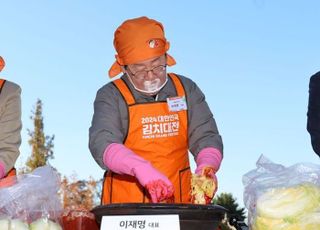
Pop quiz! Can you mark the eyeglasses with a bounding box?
[126,65,167,80]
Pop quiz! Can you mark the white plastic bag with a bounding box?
[243,155,320,230]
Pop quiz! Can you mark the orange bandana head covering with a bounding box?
[108,16,176,78]
[0,56,5,72]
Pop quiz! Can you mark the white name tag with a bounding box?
[167,96,187,112]
[100,214,180,230]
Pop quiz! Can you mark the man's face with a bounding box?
[125,55,167,95]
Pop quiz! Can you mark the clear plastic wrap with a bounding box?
[0,166,63,229]
[243,155,320,230]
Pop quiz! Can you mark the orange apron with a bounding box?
[102,73,191,204]
[0,79,17,188]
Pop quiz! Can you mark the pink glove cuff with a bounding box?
[103,143,126,168]
[103,143,173,189]
[195,147,222,175]
[0,161,5,179]
[103,143,138,176]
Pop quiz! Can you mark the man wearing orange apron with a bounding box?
[89,17,223,204]
[0,56,22,188]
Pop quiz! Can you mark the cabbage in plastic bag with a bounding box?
[256,183,320,219]
[243,155,320,229]
[0,218,29,230]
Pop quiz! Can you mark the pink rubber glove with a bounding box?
[195,147,222,177]
[104,143,174,202]
[146,180,174,203]
[0,161,5,179]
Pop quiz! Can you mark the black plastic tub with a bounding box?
[91,203,227,230]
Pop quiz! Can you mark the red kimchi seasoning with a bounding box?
[61,209,99,230]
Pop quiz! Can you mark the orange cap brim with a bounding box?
[166,53,176,66]
[0,56,5,72]
[108,61,122,78]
